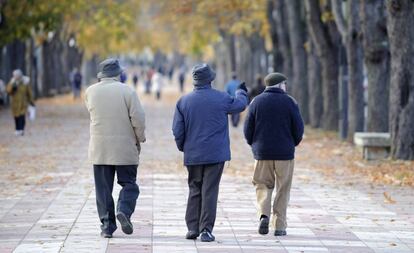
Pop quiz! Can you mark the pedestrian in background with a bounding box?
[225,73,241,127]
[145,67,154,94]
[243,73,304,237]
[172,63,248,242]
[71,68,82,99]
[248,74,265,101]
[132,73,139,89]
[84,59,146,238]
[178,65,186,93]
[152,68,164,100]
[120,72,127,83]
[6,69,35,136]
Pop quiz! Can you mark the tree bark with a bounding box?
[332,0,365,140]
[307,40,323,128]
[273,0,292,81]
[266,0,284,72]
[305,0,340,131]
[386,0,414,160]
[286,0,309,123]
[41,31,66,96]
[214,31,236,90]
[360,0,390,132]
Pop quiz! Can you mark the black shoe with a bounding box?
[258,216,269,235]
[274,230,287,236]
[100,231,113,238]
[200,229,215,242]
[185,230,199,239]
[116,212,133,235]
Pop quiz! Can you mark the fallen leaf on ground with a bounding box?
[383,192,396,204]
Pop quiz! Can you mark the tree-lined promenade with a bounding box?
[0,1,414,252]
[0,87,413,252]
[0,0,413,159]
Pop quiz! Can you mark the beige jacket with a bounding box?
[85,78,146,165]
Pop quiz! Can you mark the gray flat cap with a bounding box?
[97,58,124,79]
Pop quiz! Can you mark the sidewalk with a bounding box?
[0,88,413,253]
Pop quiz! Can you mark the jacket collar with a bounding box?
[100,77,120,83]
[193,83,212,90]
[264,86,285,94]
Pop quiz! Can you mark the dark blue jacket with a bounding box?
[172,84,248,166]
[243,87,304,160]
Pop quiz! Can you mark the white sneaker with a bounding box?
[15,130,20,136]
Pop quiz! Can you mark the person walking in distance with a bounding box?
[71,68,82,99]
[152,68,164,100]
[225,73,242,127]
[6,69,35,136]
[84,58,146,238]
[244,73,304,237]
[172,63,248,242]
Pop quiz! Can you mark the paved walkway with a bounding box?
[0,87,413,253]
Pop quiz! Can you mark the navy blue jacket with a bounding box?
[172,84,248,166]
[243,87,304,160]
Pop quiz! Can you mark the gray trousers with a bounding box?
[185,162,224,233]
[93,165,139,234]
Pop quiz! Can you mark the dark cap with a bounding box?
[192,63,216,86]
[264,72,287,86]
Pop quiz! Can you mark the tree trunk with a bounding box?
[305,0,340,131]
[360,0,390,132]
[332,0,365,140]
[307,40,323,128]
[247,32,267,86]
[273,0,292,81]
[266,0,284,72]
[0,40,26,81]
[41,31,66,96]
[346,1,364,140]
[82,54,99,86]
[386,0,414,160]
[286,0,309,123]
[235,35,254,87]
[214,31,236,90]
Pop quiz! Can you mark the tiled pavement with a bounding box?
[0,88,413,253]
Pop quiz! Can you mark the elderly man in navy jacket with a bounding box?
[172,63,248,242]
[244,72,304,237]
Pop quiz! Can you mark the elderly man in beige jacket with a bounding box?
[85,58,146,238]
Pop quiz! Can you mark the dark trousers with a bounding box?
[93,165,140,234]
[185,162,224,233]
[14,114,26,131]
[230,113,240,127]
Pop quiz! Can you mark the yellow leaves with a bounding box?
[151,0,267,56]
[296,128,414,187]
[321,11,335,23]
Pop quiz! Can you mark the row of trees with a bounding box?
[152,0,414,160]
[0,0,141,96]
[0,0,413,160]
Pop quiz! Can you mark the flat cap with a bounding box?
[264,72,287,86]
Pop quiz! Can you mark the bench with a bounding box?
[354,132,391,160]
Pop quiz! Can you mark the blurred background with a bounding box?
[0,0,413,177]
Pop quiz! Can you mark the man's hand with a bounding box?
[238,82,248,93]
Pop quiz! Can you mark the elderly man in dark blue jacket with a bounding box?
[244,72,304,237]
[172,63,248,242]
